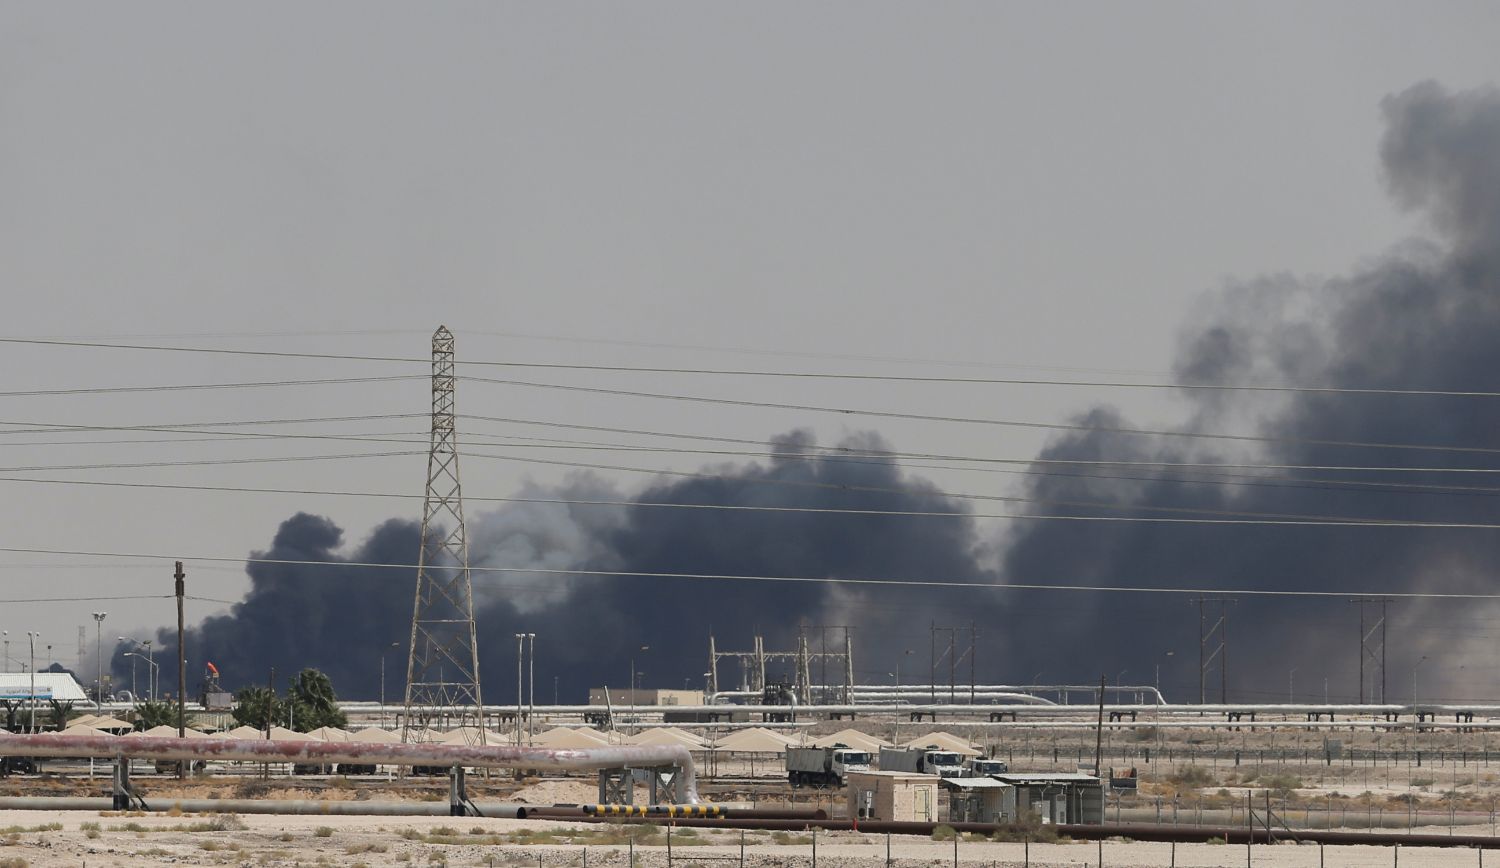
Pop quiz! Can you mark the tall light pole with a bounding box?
[118,638,155,700]
[92,612,107,709]
[2,631,7,673]
[27,631,39,732]
[514,633,525,746]
[380,642,399,728]
[124,654,158,706]
[630,645,649,736]
[126,648,137,698]
[527,633,536,743]
[1412,655,1429,716]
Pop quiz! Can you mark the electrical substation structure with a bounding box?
[708,627,854,705]
[401,326,487,743]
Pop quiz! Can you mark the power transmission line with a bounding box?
[15,472,1500,527]
[461,375,1500,456]
[4,543,1500,600]
[0,375,421,399]
[8,334,1500,399]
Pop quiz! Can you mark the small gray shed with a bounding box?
[939,777,1016,823]
[990,773,1105,825]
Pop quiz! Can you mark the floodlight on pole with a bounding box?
[91,613,107,709]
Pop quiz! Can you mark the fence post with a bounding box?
[628,836,634,868]
[886,831,892,867]
[1170,840,1175,867]
[741,830,746,868]
[667,824,673,867]
[1024,836,1028,867]
[1098,837,1103,867]
[812,823,817,867]
[954,831,959,868]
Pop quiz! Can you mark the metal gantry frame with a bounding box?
[1352,597,1391,705]
[930,622,978,704]
[707,628,854,704]
[1193,597,1233,705]
[402,326,487,744]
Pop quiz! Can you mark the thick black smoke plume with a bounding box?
[1000,81,1500,703]
[127,81,1500,706]
[128,430,993,701]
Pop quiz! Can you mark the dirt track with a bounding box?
[0,809,1489,868]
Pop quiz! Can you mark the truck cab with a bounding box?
[785,743,872,788]
[967,757,1009,777]
[830,747,873,778]
[921,750,966,778]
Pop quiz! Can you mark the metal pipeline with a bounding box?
[0,797,544,817]
[0,734,701,803]
[497,813,1500,848]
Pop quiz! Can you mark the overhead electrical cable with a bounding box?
[0,439,1468,523]
[0,450,421,474]
[462,414,1500,475]
[461,375,1500,456]
[12,473,1500,526]
[0,375,422,399]
[7,335,1500,398]
[0,595,173,603]
[7,409,1500,475]
[24,328,1173,377]
[4,544,1500,600]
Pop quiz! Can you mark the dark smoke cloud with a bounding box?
[127,429,993,701]
[129,82,1500,707]
[998,81,1500,703]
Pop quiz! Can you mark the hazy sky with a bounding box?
[3,3,1500,682]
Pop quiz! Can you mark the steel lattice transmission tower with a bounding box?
[402,326,487,744]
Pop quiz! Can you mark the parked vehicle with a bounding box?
[878,745,966,778]
[785,744,872,788]
[966,757,1009,777]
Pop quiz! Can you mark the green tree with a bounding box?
[229,669,346,732]
[46,700,77,730]
[230,686,284,730]
[288,669,347,731]
[132,698,184,731]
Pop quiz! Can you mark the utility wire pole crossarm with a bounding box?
[402,326,487,744]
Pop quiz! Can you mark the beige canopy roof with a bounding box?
[812,728,890,751]
[127,724,212,738]
[902,731,981,757]
[70,714,99,727]
[305,726,351,742]
[88,716,136,732]
[438,727,510,745]
[223,725,269,740]
[348,727,402,744]
[714,727,797,753]
[531,727,611,749]
[626,727,706,748]
[59,723,108,737]
[268,726,312,742]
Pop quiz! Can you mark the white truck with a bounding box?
[878,745,967,778]
[966,757,1009,777]
[785,744,873,788]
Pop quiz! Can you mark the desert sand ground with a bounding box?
[0,810,1493,868]
[5,718,1500,866]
